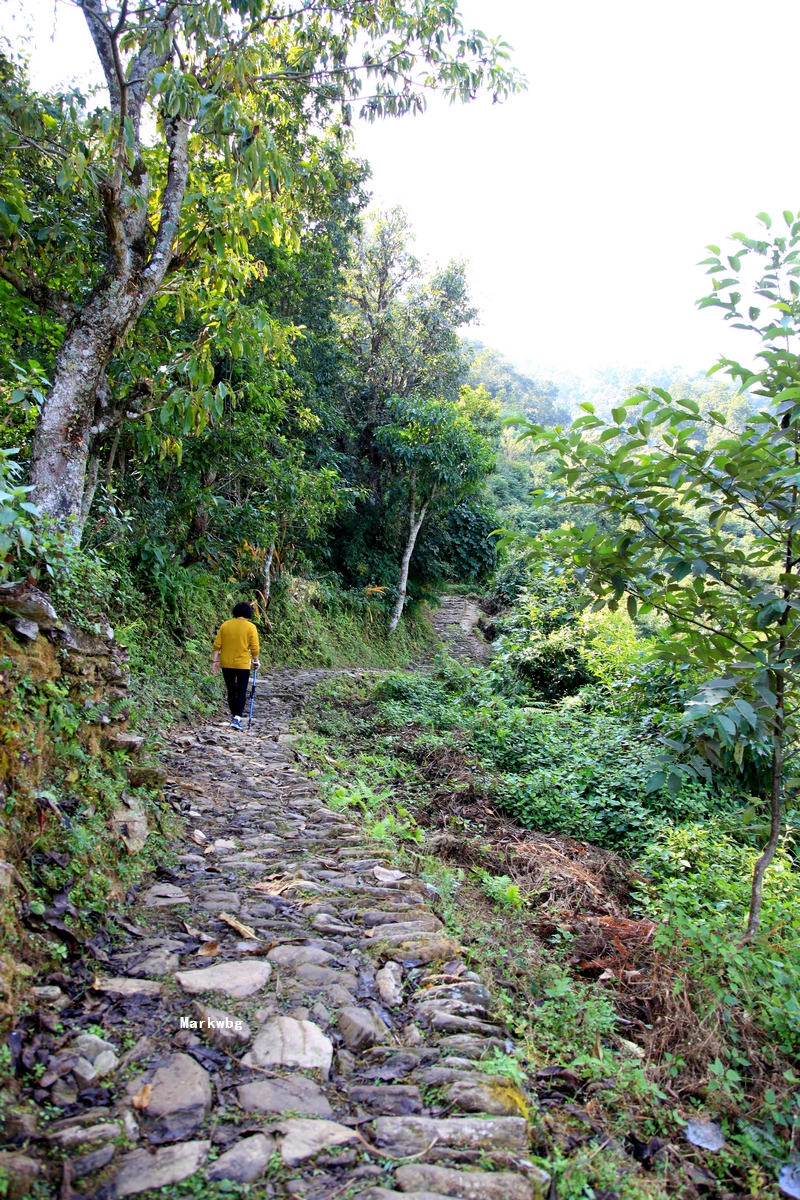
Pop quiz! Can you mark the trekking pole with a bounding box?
[247,666,258,730]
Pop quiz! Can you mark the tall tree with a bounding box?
[377,393,494,629]
[0,3,522,540]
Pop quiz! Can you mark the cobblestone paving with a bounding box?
[3,669,549,1199]
[429,598,490,664]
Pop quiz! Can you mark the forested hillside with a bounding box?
[0,2,799,1198]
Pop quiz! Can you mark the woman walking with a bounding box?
[211,601,260,730]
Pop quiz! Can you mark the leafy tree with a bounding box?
[325,207,490,601]
[510,211,800,938]
[376,393,494,629]
[0,3,522,539]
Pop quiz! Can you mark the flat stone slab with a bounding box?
[69,1033,116,1062]
[238,1075,332,1117]
[142,883,190,907]
[436,1035,506,1059]
[395,1164,538,1199]
[445,1080,526,1116]
[129,946,180,977]
[92,977,162,998]
[146,1053,213,1119]
[71,1143,116,1180]
[114,1140,210,1196]
[242,1016,333,1077]
[197,891,241,912]
[277,1118,359,1166]
[352,1190,454,1200]
[429,1013,504,1036]
[349,1085,423,1115]
[369,917,443,939]
[49,1123,121,1148]
[415,1068,490,1086]
[416,999,493,1023]
[175,960,272,998]
[295,963,358,989]
[387,937,462,965]
[205,1134,276,1183]
[373,1116,528,1157]
[267,945,334,968]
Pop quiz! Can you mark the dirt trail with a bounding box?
[3,668,548,1199]
[429,596,491,664]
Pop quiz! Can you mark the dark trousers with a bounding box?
[222,667,251,718]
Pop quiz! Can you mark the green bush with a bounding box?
[370,662,738,855]
[639,822,800,1054]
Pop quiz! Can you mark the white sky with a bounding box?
[4,0,800,381]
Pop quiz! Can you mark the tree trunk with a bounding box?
[745,672,784,939]
[389,498,428,633]
[23,0,189,542]
[29,277,141,538]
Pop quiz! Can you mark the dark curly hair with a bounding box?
[232,601,254,620]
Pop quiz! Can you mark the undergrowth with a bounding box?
[294,666,800,1200]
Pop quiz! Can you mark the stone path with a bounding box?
[429,598,490,664]
[1,669,549,1199]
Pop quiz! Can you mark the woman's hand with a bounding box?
[212,658,220,675]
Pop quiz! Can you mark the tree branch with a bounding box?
[77,0,122,110]
[141,115,190,293]
[0,262,78,322]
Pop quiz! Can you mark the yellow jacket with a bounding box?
[213,619,259,670]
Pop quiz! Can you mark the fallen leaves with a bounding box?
[374,866,406,884]
[250,877,326,896]
[191,830,207,846]
[196,941,221,957]
[131,1083,151,1110]
[218,912,257,940]
[569,913,658,979]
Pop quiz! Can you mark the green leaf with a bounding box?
[645,771,666,794]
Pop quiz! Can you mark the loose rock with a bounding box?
[337,1005,385,1051]
[376,961,404,1007]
